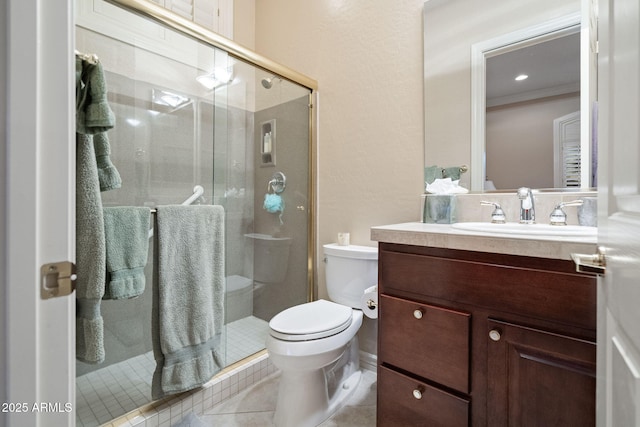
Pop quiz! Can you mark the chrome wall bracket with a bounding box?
[268,171,286,194]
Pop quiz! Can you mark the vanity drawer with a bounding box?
[377,365,469,427]
[379,294,470,393]
[379,248,596,332]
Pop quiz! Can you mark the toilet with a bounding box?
[266,243,378,427]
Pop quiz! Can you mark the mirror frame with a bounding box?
[470,12,590,191]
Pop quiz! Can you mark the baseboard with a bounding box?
[359,350,377,372]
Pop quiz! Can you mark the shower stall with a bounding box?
[74,1,315,425]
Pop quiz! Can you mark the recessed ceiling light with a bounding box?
[515,74,529,81]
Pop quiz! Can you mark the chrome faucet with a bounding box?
[480,201,506,223]
[517,187,535,224]
[549,200,584,226]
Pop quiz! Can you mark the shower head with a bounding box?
[261,76,281,89]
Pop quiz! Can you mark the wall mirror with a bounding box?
[423,1,596,193]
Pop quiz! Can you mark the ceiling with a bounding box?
[486,32,580,107]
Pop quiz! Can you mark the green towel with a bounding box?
[151,205,226,399]
[425,165,443,185]
[76,59,115,135]
[75,55,120,364]
[443,166,462,181]
[425,165,465,187]
[76,56,121,191]
[103,207,151,300]
[75,134,106,364]
[95,133,122,191]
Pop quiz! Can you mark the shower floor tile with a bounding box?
[225,315,270,365]
[76,351,155,426]
[75,315,269,427]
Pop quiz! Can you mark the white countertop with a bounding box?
[371,222,597,261]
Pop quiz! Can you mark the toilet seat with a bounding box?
[269,299,353,341]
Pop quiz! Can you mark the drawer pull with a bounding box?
[413,309,424,319]
[412,388,423,399]
[489,329,501,342]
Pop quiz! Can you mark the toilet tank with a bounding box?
[245,233,292,283]
[323,243,378,308]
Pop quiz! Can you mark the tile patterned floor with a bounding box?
[198,369,378,426]
[76,316,269,427]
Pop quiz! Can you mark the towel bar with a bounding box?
[148,185,205,238]
[149,185,205,213]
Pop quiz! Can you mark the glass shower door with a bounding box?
[75,6,313,425]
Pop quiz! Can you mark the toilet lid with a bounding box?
[269,299,353,341]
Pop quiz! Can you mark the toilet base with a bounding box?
[274,369,361,427]
[273,338,361,427]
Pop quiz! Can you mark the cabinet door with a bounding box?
[487,319,596,426]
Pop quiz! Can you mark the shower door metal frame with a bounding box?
[107,0,318,302]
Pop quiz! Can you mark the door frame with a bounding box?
[3,0,75,426]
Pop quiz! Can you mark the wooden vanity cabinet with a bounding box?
[376,243,597,427]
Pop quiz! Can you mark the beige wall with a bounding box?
[233,0,255,49]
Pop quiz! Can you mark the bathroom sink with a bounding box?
[451,222,597,237]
